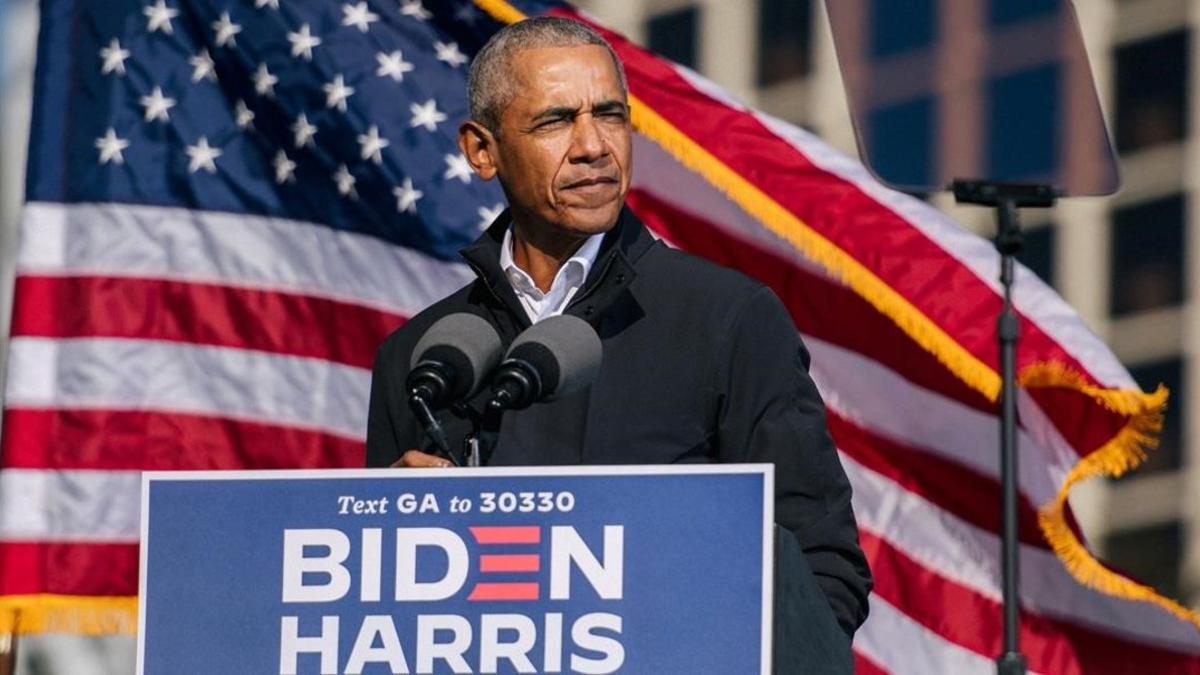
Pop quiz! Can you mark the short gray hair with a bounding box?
[468,17,628,134]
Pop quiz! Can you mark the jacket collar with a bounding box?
[460,204,657,328]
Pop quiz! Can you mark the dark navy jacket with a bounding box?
[366,207,872,636]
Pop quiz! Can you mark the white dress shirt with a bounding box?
[499,225,604,323]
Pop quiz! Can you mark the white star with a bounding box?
[393,177,423,213]
[334,164,357,198]
[443,153,472,184]
[99,38,131,76]
[357,124,390,164]
[477,203,504,229]
[212,11,242,48]
[322,74,355,112]
[254,0,279,8]
[375,50,414,82]
[291,113,318,148]
[409,99,447,132]
[144,0,179,34]
[189,48,217,83]
[342,2,379,32]
[253,63,278,97]
[288,23,322,61]
[185,136,222,174]
[435,41,468,68]
[399,0,431,21]
[273,150,297,184]
[234,100,255,130]
[139,86,176,123]
[95,128,130,165]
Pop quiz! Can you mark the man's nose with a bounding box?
[569,114,607,163]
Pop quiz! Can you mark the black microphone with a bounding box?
[407,313,503,407]
[487,315,602,412]
[406,313,502,463]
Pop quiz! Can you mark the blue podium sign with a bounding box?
[137,465,773,674]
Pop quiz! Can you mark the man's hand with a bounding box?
[391,450,453,468]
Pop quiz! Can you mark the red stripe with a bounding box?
[479,554,540,573]
[467,583,539,601]
[0,542,138,596]
[830,412,1050,549]
[0,408,364,470]
[862,530,1200,674]
[561,10,1106,390]
[852,650,889,675]
[10,275,406,369]
[469,526,541,545]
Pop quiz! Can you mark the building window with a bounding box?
[757,0,813,85]
[1110,194,1185,317]
[870,0,935,59]
[1115,31,1189,153]
[866,96,935,190]
[1020,224,1056,288]
[986,63,1060,182]
[989,0,1060,28]
[647,6,699,69]
[1128,358,1185,475]
[1105,521,1183,601]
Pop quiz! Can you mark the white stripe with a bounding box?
[16,201,474,317]
[753,112,1136,390]
[4,337,369,440]
[843,451,1200,653]
[0,470,140,543]
[804,334,1072,504]
[854,594,1006,675]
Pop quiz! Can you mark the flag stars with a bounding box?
[144,0,179,34]
[435,41,468,68]
[288,23,322,61]
[254,0,279,9]
[185,136,222,174]
[99,38,131,76]
[357,125,390,164]
[443,153,472,184]
[322,74,355,112]
[212,11,242,48]
[477,203,504,229]
[375,51,414,82]
[235,100,256,130]
[95,128,130,165]
[189,49,217,83]
[399,0,431,21]
[409,99,446,132]
[394,178,423,213]
[273,150,297,184]
[253,63,278,97]
[291,113,318,148]
[139,86,176,123]
[342,2,379,33]
[334,164,358,199]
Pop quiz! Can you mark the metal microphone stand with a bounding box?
[952,180,1056,675]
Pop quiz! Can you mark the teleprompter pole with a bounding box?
[952,180,1055,675]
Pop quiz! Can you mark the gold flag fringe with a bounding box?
[0,595,138,636]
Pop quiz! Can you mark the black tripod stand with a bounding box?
[952,180,1056,675]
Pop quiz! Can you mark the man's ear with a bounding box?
[458,121,498,181]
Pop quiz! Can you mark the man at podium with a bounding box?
[366,16,871,650]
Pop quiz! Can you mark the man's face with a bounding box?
[485,45,632,237]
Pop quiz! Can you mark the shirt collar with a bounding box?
[499,223,604,294]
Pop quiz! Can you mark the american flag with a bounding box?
[2,0,1199,670]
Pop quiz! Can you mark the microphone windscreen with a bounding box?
[506,315,602,398]
[410,313,503,399]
